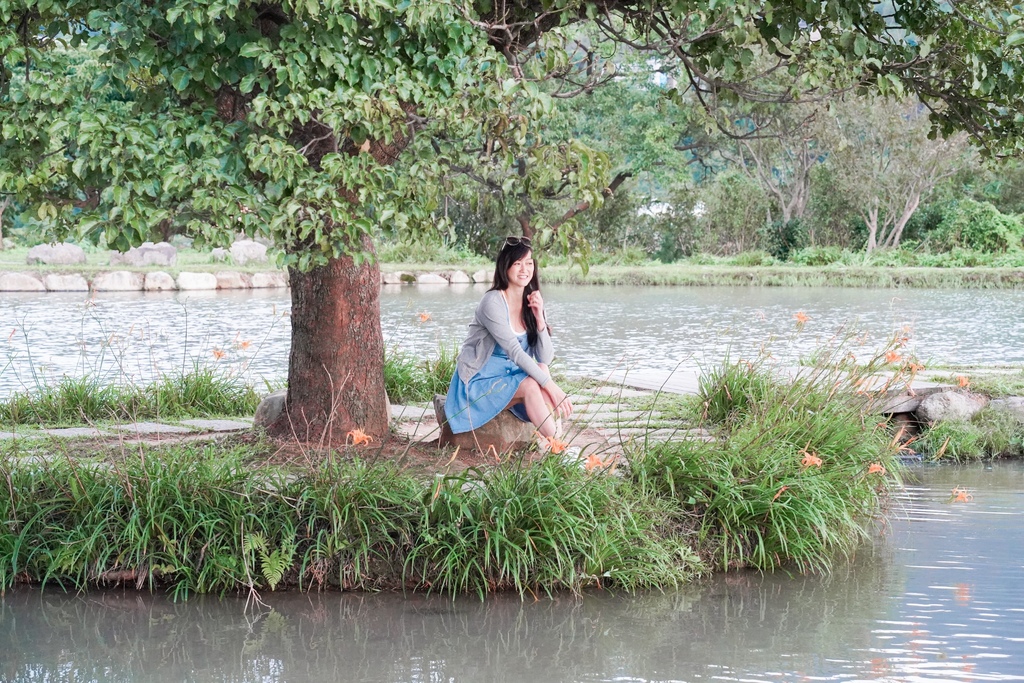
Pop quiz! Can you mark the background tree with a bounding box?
[827,96,970,253]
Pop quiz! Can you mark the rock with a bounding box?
[91,271,144,291]
[210,247,230,263]
[26,242,87,266]
[989,397,1024,422]
[177,272,219,290]
[2,238,14,250]
[916,390,989,423]
[43,273,89,292]
[417,272,448,285]
[446,270,472,284]
[144,272,177,291]
[472,269,492,285]
[0,272,45,291]
[381,271,410,285]
[180,418,253,432]
[433,394,535,453]
[251,272,288,288]
[254,389,288,428]
[230,239,268,265]
[109,241,177,267]
[169,234,194,250]
[215,271,250,289]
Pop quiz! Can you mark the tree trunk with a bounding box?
[885,193,921,248]
[864,205,879,254]
[0,196,8,250]
[265,236,389,441]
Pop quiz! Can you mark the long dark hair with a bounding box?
[490,240,541,348]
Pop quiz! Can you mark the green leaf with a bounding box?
[1006,31,1024,48]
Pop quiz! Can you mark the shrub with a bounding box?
[730,250,775,266]
[929,199,1024,253]
[634,349,902,572]
[760,218,807,261]
[789,246,847,266]
[916,420,986,461]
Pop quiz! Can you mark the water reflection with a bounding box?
[3,285,1024,397]
[2,464,1023,682]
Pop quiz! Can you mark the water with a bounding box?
[1,462,1022,682]
[3,285,1024,397]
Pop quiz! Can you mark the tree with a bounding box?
[4,0,1024,442]
[827,96,970,253]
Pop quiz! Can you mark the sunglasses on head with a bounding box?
[503,236,532,248]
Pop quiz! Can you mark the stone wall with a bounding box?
[0,269,488,292]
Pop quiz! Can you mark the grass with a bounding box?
[384,344,458,405]
[0,443,703,598]
[0,368,261,426]
[629,342,906,573]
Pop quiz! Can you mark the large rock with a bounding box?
[916,390,989,423]
[177,272,218,290]
[210,247,230,263]
[26,242,87,265]
[472,269,492,285]
[0,272,45,291]
[144,271,177,291]
[230,239,268,265]
[43,273,89,291]
[416,272,448,285]
[109,241,177,267]
[433,394,535,453]
[91,271,144,291]
[215,271,250,289]
[989,397,1024,422]
[381,271,412,285]
[251,272,289,288]
[254,389,288,428]
[446,270,472,284]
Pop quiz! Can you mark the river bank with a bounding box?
[3,244,1024,290]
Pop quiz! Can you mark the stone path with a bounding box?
[0,369,951,458]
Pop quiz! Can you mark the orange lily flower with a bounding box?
[585,452,618,472]
[211,348,226,360]
[906,361,925,373]
[801,453,822,468]
[868,462,887,475]
[418,311,432,322]
[546,436,568,454]
[347,429,372,446]
[793,311,810,325]
[237,339,252,351]
[885,350,902,364]
[772,485,789,502]
[799,443,822,468]
[950,486,973,503]
[956,374,969,388]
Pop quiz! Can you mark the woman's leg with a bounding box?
[511,377,558,438]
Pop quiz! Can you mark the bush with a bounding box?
[789,246,847,266]
[730,250,775,266]
[929,199,1024,253]
[760,218,806,261]
[633,352,902,572]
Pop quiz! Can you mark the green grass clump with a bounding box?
[917,406,1024,461]
[384,344,457,404]
[0,368,260,426]
[632,348,903,573]
[0,446,703,597]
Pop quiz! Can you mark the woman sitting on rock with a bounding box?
[444,236,573,442]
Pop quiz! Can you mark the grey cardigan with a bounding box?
[455,290,554,386]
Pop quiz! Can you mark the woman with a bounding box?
[444,236,573,442]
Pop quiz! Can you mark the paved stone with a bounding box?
[38,427,109,437]
[179,419,253,432]
[114,422,192,434]
[0,431,20,439]
[391,404,432,420]
[583,386,651,398]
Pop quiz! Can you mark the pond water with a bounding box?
[2,284,1023,398]
[1,462,1022,682]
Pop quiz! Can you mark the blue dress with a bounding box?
[444,332,534,434]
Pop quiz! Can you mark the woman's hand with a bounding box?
[543,381,573,419]
[527,290,546,330]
